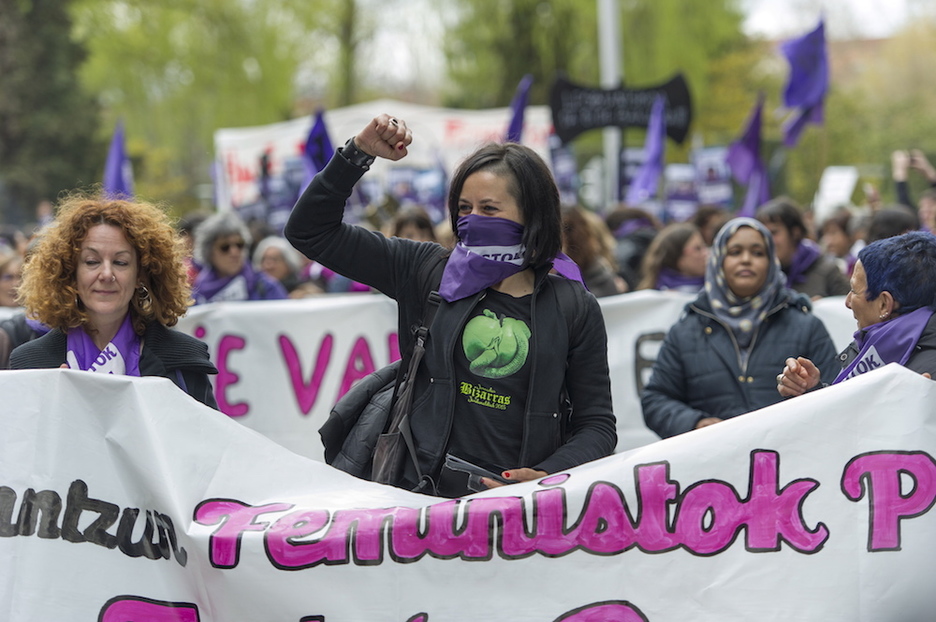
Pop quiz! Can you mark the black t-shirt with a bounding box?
[443,289,533,495]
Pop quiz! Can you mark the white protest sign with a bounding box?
[1,365,934,620]
[213,99,555,212]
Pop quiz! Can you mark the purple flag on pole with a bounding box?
[103,120,133,199]
[505,74,534,143]
[726,94,770,217]
[625,95,666,206]
[302,109,334,189]
[780,19,828,147]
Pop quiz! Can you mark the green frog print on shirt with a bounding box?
[462,309,531,378]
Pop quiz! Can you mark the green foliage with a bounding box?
[441,0,762,169]
[0,0,101,228]
[442,0,599,109]
[71,0,333,212]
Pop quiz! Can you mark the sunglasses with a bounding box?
[217,241,246,254]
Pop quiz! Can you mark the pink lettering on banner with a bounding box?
[194,499,294,568]
[279,333,334,414]
[197,450,827,571]
[99,595,199,622]
[555,601,648,622]
[841,450,936,551]
[339,337,377,396]
[214,334,248,417]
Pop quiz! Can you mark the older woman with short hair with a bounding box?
[192,212,288,304]
[252,235,306,295]
[10,194,217,407]
[778,231,936,394]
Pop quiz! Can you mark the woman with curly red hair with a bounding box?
[10,194,217,408]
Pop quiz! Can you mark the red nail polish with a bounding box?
[502,472,510,479]
[397,143,405,151]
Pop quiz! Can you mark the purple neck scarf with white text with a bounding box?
[833,307,934,384]
[439,214,583,302]
[65,312,141,376]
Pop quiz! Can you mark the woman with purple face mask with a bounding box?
[285,114,616,498]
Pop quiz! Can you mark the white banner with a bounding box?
[1,364,934,621]
[175,291,857,458]
[214,99,555,212]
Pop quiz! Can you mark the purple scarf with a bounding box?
[656,268,704,293]
[784,238,822,287]
[439,214,583,302]
[25,318,52,337]
[194,263,263,304]
[65,313,141,376]
[614,218,654,239]
[833,307,934,384]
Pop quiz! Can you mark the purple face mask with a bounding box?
[438,215,527,302]
[438,214,584,302]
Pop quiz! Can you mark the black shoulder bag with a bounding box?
[320,290,441,489]
[371,290,440,487]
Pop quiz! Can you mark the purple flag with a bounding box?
[302,109,335,189]
[625,96,666,206]
[505,74,534,143]
[726,95,770,217]
[103,120,133,199]
[780,19,828,147]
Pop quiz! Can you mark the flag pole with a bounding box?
[598,0,622,209]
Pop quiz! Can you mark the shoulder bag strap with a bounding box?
[397,290,441,488]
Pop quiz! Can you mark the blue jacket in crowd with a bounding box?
[642,289,839,439]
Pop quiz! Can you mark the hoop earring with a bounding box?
[137,284,152,305]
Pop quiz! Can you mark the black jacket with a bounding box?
[0,312,42,369]
[10,322,218,409]
[285,150,617,491]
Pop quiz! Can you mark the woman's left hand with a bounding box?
[480,468,547,489]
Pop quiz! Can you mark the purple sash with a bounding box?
[614,218,654,239]
[194,264,267,304]
[65,313,141,376]
[656,268,704,293]
[439,215,583,302]
[25,318,52,337]
[833,307,934,384]
[785,238,822,287]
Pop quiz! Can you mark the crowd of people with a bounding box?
[1,123,935,496]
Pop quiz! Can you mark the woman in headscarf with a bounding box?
[641,217,838,439]
[778,231,936,395]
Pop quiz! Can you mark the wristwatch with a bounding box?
[341,137,376,170]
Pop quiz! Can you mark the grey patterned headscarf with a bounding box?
[704,217,784,349]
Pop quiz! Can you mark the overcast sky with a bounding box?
[741,0,912,39]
